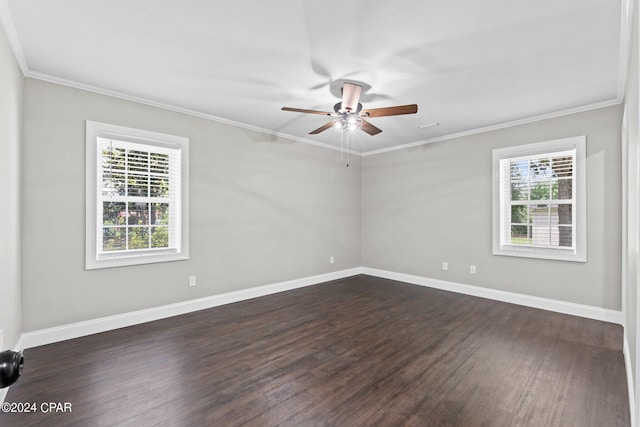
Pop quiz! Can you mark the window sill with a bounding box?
[86,252,188,270]
[492,246,586,263]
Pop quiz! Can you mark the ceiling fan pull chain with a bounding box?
[345,131,350,167]
[340,131,345,166]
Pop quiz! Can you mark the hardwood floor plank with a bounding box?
[0,275,629,426]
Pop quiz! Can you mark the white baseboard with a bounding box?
[20,268,362,350]
[20,266,623,351]
[362,267,623,324]
[624,335,636,427]
[7,266,626,407]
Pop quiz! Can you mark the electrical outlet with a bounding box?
[442,261,448,271]
[469,265,477,274]
[189,276,197,287]
[329,256,335,264]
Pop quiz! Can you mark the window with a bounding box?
[492,136,586,262]
[86,121,189,269]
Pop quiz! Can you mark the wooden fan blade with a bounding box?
[360,119,382,135]
[361,104,418,118]
[341,83,362,113]
[309,121,335,134]
[282,107,331,115]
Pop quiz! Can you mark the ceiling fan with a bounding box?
[281,82,418,136]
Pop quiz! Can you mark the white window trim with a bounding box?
[492,136,586,262]
[86,121,189,269]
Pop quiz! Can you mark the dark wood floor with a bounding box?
[0,275,629,426]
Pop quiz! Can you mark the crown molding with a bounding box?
[30,66,623,159]
[0,0,28,73]
[24,70,360,156]
[360,99,623,156]
[19,71,625,161]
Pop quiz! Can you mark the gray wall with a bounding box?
[362,105,623,310]
[21,79,361,331]
[15,58,626,332]
[624,1,639,420]
[0,21,23,350]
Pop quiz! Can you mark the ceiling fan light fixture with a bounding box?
[281,83,417,137]
[332,114,363,133]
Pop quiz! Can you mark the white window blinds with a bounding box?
[97,138,182,256]
[492,136,586,262]
[86,121,189,269]
[499,149,575,249]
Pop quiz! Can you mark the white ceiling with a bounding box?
[2,0,628,154]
